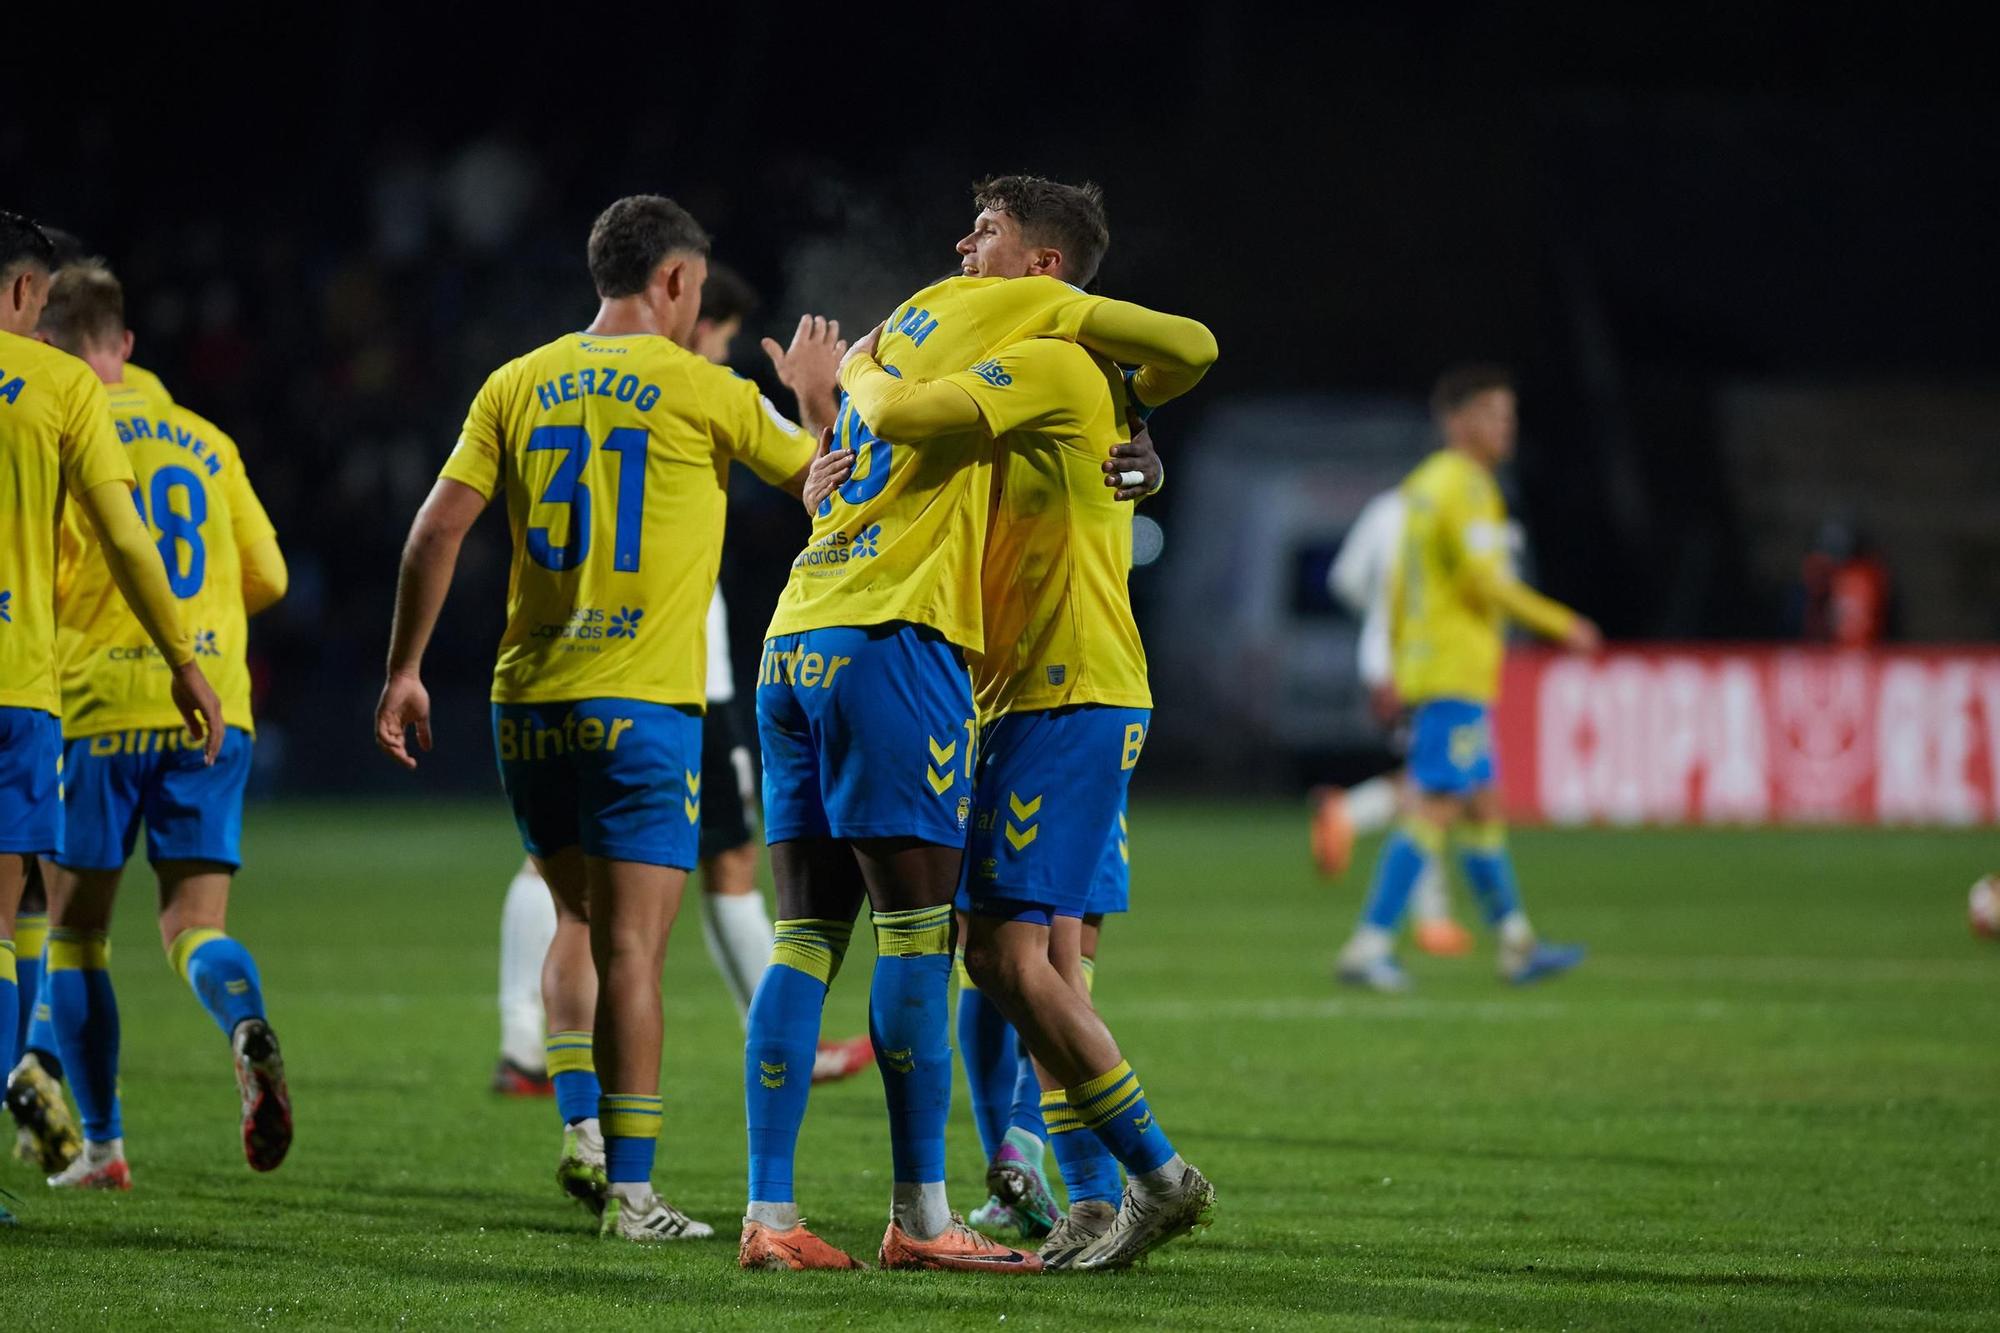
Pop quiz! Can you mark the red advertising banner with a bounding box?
[1495,647,2000,825]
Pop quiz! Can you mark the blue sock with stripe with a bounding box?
[544,1030,600,1128]
[24,942,61,1076]
[0,940,17,1081]
[49,930,121,1142]
[1042,1087,1122,1206]
[870,905,954,1188]
[954,954,1018,1162]
[1455,821,1523,925]
[746,919,852,1204]
[601,1093,663,1184]
[1006,1046,1048,1142]
[168,929,265,1036]
[1360,819,1445,932]
[1069,1059,1176,1178]
[13,913,46,1063]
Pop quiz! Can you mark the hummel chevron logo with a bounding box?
[759,1060,787,1089]
[1008,792,1041,821]
[1005,822,1039,851]
[926,736,956,795]
[1133,1110,1153,1133]
[881,1046,915,1074]
[685,770,701,795]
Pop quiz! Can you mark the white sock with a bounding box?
[891,1181,952,1240]
[499,865,558,1069]
[1343,777,1400,834]
[1341,925,1394,964]
[568,1118,603,1154]
[703,891,774,1024]
[746,1200,800,1229]
[609,1180,652,1210]
[84,1137,125,1167]
[1498,911,1535,952]
[1411,860,1450,924]
[1133,1153,1187,1201]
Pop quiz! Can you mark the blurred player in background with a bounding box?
[375,196,833,1244]
[1335,366,1598,992]
[491,264,871,1096]
[0,214,224,1224]
[1311,482,1474,957]
[10,263,291,1189]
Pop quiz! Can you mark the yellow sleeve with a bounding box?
[709,369,817,486]
[78,479,194,667]
[1043,297,1217,411]
[216,428,278,550]
[59,372,136,497]
[240,536,288,615]
[842,340,1091,443]
[839,357,984,440]
[439,368,507,499]
[1450,482,1577,641]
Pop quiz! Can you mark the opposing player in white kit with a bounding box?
[1310,485,1473,958]
[491,266,871,1095]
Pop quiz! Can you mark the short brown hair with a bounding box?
[1430,364,1514,419]
[972,175,1110,288]
[39,261,125,353]
[587,195,711,300]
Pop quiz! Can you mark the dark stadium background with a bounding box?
[9,4,1996,794]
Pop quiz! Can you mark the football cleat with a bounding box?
[878,1215,1042,1273]
[491,1058,554,1098]
[1413,917,1476,958]
[738,1218,864,1270]
[233,1019,293,1172]
[1074,1162,1215,1270]
[6,1054,80,1174]
[811,1035,875,1084]
[556,1121,608,1215]
[967,1193,1025,1238]
[1335,954,1411,994]
[599,1189,715,1242]
[986,1141,1058,1239]
[1308,787,1357,879]
[1037,1200,1116,1271]
[48,1150,132,1192]
[1505,941,1585,986]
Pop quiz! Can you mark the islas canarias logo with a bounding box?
[792,523,882,570]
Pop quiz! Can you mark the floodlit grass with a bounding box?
[8,801,1997,1329]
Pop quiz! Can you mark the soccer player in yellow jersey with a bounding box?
[741,178,1211,1274]
[845,177,1215,1271]
[1335,366,1601,992]
[0,214,223,1223]
[15,263,292,1189]
[374,196,830,1244]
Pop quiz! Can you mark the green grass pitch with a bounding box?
[6,801,1997,1329]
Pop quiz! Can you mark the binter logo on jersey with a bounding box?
[792,523,882,570]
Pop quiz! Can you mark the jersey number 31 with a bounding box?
[524,425,648,573]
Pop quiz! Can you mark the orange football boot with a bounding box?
[1309,787,1356,879]
[879,1216,1043,1274]
[739,1219,865,1270]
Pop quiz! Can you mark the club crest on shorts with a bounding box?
[956,796,971,830]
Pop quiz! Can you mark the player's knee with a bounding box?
[961,931,1035,1001]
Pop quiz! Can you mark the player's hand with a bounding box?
[802,427,852,514]
[1562,616,1604,655]
[1103,422,1163,501]
[1369,682,1404,727]
[837,322,883,378]
[169,660,225,766]
[375,672,433,771]
[762,315,845,419]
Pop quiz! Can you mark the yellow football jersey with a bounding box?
[970,339,1151,719]
[442,331,816,707]
[1390,449,1575,703]
[122,361,171,404]
[0,330,135,716]
[56,374,274,738]
[765,275,1097,652]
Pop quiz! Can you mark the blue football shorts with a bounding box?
[1407,698,1496,796]
[59,726,253,870]
[493,698,703,869]
[0,707,63,857]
